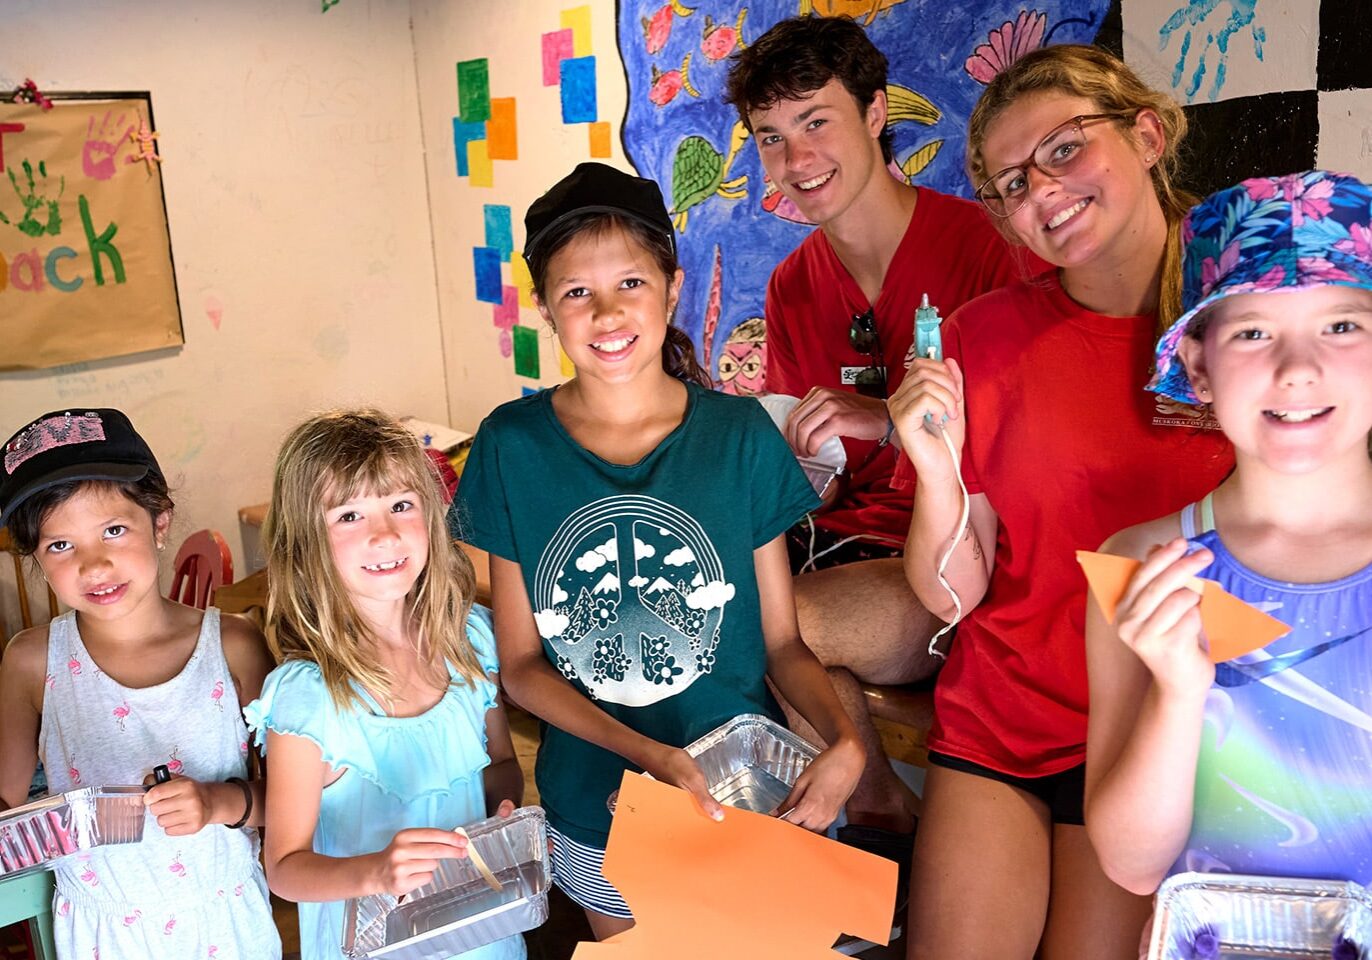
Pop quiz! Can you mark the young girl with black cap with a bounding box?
[452,162,865,938]
[0,409,280,959]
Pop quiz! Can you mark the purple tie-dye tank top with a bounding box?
[1170,523,1372,883]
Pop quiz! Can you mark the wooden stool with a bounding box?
[862,682,936,769]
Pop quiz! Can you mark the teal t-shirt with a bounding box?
[451,382,820,846]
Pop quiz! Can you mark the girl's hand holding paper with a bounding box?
[1106,539,1216,697]
[1078,544,1292,679]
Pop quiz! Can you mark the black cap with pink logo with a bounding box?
[0,409,163,528]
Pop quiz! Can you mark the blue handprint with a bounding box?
[1158,0,1267,103]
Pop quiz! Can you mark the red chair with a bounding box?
[170,529,234,610]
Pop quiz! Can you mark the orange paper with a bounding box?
[1077,550,1290,663]
[487,98,518,160]
[589,120,612,158]
[572,772,895,960]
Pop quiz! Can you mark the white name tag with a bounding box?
[839,365,885,385]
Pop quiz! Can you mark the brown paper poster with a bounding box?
[0,94,182,370]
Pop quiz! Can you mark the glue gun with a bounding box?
[914,293,946,428]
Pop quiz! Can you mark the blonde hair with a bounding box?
[967,44,1197,336]
[264,408,484,712]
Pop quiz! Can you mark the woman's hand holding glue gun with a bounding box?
[887,296,965,485]
[888,294,969,658]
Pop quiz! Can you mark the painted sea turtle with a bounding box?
[670,121,750,231]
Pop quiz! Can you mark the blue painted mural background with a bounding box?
[615,1,1112,381]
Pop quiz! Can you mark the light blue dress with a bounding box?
[244,606,526,960]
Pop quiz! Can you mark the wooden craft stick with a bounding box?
[454,828,503,892]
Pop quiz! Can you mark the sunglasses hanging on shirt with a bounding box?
[847,309,887,399]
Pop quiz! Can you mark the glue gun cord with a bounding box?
[927,425,968,660]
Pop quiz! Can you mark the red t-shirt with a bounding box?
[764,188,1038,542]
[893,273,1233,776]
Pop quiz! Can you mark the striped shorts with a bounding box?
[546,823,633,919]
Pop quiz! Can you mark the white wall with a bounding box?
[0,0,450,625]
[410,0,626,432]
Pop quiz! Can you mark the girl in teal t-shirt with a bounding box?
[453,162,865,940]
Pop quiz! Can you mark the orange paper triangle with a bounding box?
[571,772,896,960]
[1077,550,1291,663]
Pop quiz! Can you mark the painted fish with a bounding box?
[701,9,747,61]
[798,0,907,25]
[649,53,701,107]
[642,0,695,56]
[885,82,940,126]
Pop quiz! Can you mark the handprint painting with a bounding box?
[1,95,182,370]
[616,0,1111,383]
[1123,0,1296,106]
[531,496,736,706]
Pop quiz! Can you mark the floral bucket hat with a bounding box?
[1149,170,1372,404]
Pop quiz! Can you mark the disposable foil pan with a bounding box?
[0,786,147,879]
[1148,872,1372,959]
[685,714,820,814]
[343,806,550,960]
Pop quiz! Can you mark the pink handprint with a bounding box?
[82,111,132,180]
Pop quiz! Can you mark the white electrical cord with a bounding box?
[926,399,970,660]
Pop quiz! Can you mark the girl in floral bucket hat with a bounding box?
[1086,171,1372,899]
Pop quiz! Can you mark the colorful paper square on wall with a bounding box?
[560,56,597,124]
[457,59,491,122]
[487,98,518,160]
[589,121,612,158]
[512,325,541,378]
[473,247,503,304]
[542,29,576,86]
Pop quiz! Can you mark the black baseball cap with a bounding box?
[524,162,677,265]
[1,409,163,527]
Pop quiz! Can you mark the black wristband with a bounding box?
[224,777,252,829]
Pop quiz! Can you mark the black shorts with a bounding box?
[784,516,903,575]
[928,751,1086,826]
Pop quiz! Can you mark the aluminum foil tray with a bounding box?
[343,806,550,960]
[685,714,820,815]
[1148,872,1372,959]
[0,786,147,879]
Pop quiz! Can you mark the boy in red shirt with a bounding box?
[724,16,1035,857]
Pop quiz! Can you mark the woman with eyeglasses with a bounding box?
[886,45,1233,959]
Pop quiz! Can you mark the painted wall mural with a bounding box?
[615,1,1112,391]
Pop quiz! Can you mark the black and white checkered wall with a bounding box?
[1094,0,1371,198]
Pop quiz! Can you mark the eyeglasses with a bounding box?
[975,112,1135,218]
[848,309,887,399]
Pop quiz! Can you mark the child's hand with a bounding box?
[370,828,468,896]
[143,775,218,836]
[1114,539,1216,698]
[887,357,965,484]
[643,745,724,822]
[776,737,864,832]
